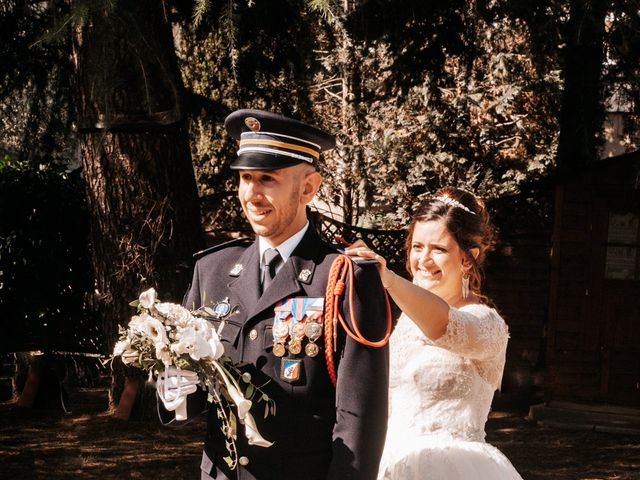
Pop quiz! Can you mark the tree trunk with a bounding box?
[72,1,203,415]
[556,0,608,174]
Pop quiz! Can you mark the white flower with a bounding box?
[144,317,169,346]
[208,355,273,448]
[121,350,139,365]
[113,339,131,356]
[155,343,172,366]
[138,288,157,309]
[208,335,224,361]
[171,326,213,361]
[128,313,147,333]
[155,302,192,327]
[130,313,169,347]
[169,329,191,357]
[190,317,224,360]
[118,342,140,365]
[113,333,139,365]
[227,383,252,419]
[191,317,210,335]
[242,412,273,447]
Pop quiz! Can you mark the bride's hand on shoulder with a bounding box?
[344,240,396,289]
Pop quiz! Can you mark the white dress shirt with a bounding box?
[258,221,310,275]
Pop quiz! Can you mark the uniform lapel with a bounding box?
[248,226,324,321]
[227,240,261,317]
[251,261,302,318]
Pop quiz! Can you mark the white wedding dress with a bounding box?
[378,304,523,480]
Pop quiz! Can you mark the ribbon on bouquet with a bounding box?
[156,367,200,421]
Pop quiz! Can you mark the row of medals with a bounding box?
[273,317,323,358]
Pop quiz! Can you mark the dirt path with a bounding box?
[1,388,638,479]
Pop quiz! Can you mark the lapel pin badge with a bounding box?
[230,264,243,276]
[298,269,311,282]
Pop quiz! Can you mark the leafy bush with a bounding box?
[0,157,100,353]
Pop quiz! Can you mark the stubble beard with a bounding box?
[247,183,303,241]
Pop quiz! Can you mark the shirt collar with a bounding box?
[258,221,309,265]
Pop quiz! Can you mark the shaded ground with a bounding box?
[1,388,638,480]
[488,409,639,480]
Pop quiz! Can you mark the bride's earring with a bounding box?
[462,271,470,299]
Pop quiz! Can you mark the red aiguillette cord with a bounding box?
[323,236,392,387]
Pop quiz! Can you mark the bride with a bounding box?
[346,187,523,480]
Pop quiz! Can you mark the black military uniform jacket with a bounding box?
[185,225,389,480]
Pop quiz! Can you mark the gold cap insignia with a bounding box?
[244,117,261,132]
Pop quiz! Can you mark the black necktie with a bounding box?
[261,248,282,294]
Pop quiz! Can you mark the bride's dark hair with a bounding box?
[405,187,496,300]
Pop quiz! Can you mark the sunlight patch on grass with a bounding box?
[488,411,513,419]
[67,414,94,424]
[495,427,519,433]
[601,443,640,450]
[1,448,21,457]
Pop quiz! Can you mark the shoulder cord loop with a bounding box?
[323,255,392,387]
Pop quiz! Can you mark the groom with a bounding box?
[175,109,389,480]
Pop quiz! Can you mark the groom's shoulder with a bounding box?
[193,237,253,262]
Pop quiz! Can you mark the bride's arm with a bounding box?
[344,244,449,341]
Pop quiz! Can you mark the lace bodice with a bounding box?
[386,304,509,444]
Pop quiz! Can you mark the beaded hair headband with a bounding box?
[435,195,476,215]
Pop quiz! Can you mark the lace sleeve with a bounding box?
[433,305,509,362]
[431,305,509,389]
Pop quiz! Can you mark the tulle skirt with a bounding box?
[378,435,523,480]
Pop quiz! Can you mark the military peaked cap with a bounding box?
[224,109,336,170]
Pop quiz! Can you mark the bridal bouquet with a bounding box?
[112,288,274,468]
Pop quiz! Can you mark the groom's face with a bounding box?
[237,164,319,246]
